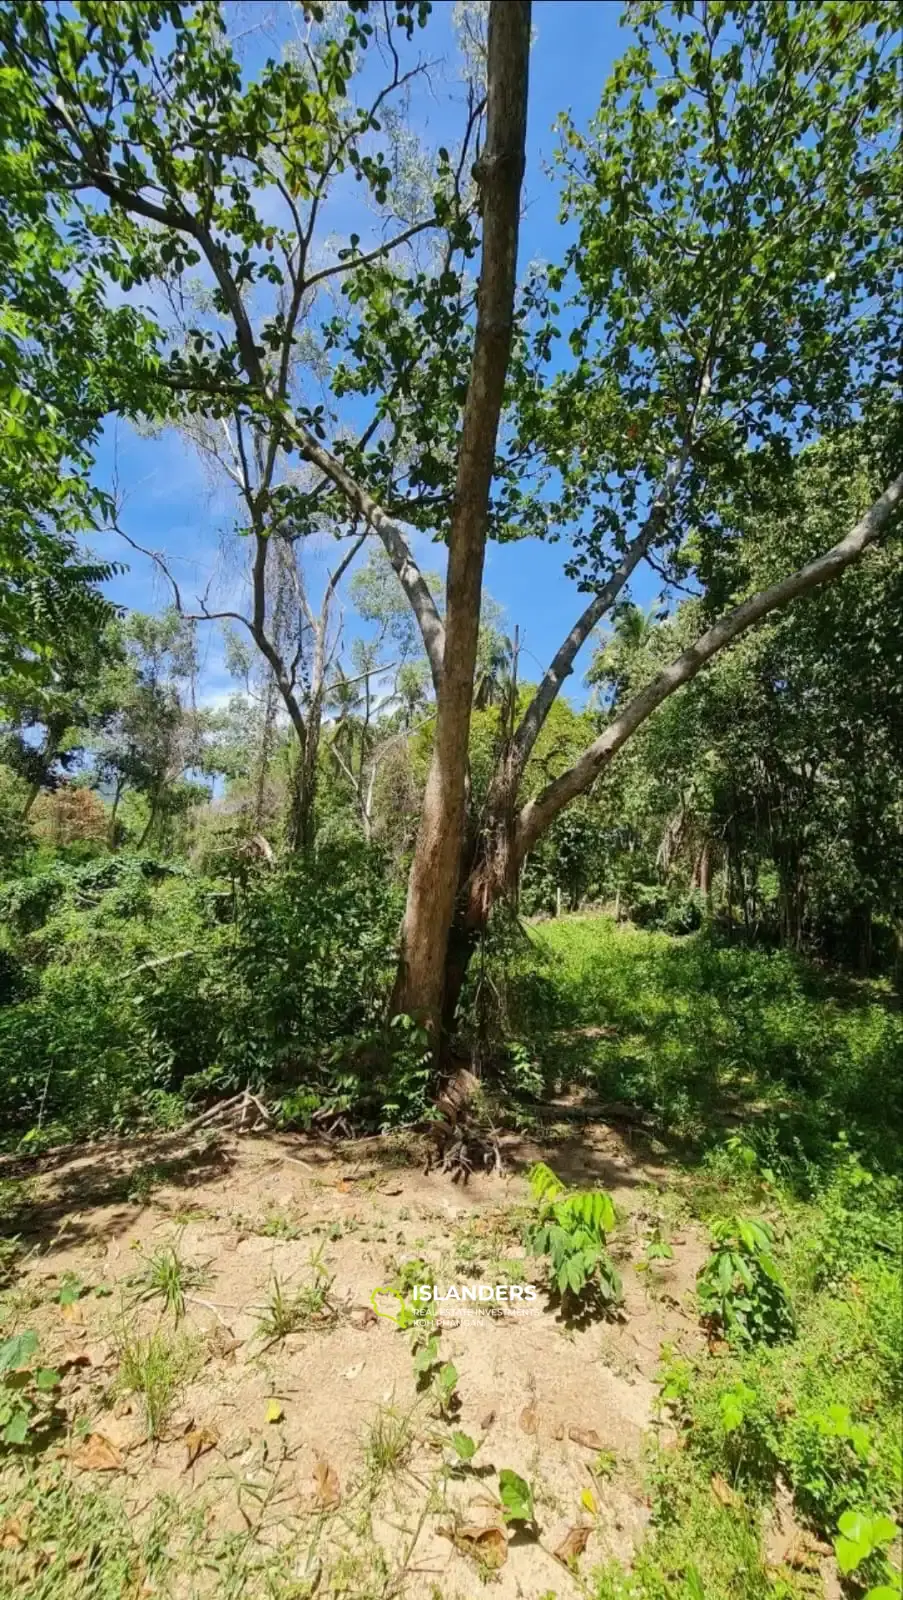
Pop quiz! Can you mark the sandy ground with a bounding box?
[1,1118,711,1598]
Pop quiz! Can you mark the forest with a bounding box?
[0,3,900,1598]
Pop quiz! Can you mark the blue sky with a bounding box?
[90,1,654,707]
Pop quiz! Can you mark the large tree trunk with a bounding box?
[435,473,903,1030]
[393,0,530,1039]
[285,706,321,855]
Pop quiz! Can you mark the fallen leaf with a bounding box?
[568,1427,603,1450]
[480,1409,496,1431]
[782,1532,832,1570]
[184,1427,218,1469]
[710,1474,737,1507]
[379,1185,403,1197]
[265,1400,284,1424]
[313,1457,341,1510]
[341,1362,364,1381]
[519,1405,539,1435]
[349,1305,377,1330]
[70,1433,123,1472]
[552,1421,565,1440]
[59,1301,83,1325]
[210,1327,242,1358]
[581,1488,597,1514]
[439,1524,507,1570]
[0,1518,25,1551]
[554,1525,591,1565]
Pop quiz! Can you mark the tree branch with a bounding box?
[302,217,437,295]
[509,347,718,781]
[515,469,903,860]
[282,415,446,690]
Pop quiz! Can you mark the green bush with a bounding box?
[0,843,403,1145]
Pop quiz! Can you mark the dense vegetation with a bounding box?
[0,1,900,1596]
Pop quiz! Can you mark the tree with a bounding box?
[0,623,123,819]
[438,0,903,1020]
[91,612,210,850]
[1,0,900,1046]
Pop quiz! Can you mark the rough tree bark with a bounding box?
[392,0,531,1037]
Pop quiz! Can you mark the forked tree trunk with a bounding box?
[434,471,903,1033]
[393,0,531,1039]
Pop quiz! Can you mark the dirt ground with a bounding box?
[1,1117,711,1598]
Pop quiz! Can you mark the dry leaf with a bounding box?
[341,1362,364,1381]
[581,1488,598,1514]
[480,1409,496,1431]
[0,1517,25,1551]
[519,1405,539,1435]
[59,1301,83,1325]
[552,1421,565,1441]
[782,1532,832,1570]
[70,1433,123,1472]
[568,1427,603,1450]
[439,1524,507,1570]
[379,1185,404,1197]
[210,1327,242,1358]
[349,1305,377,1330]
[554,1525,591,1566]
[710,1474,737,1507]
[313,1458,341,1510]
[184,1427,218,1470]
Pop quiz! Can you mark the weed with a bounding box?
[256,1207,302,1241]
[592,1448,618,1480]
[0,1236,20,1288]
[697,1217,794,1346]
[526,1161,622,1311]
[255,1247,335,1341]
[0,1329,60,1446]
[498,1467,536,1526]
[833,1508,899,1586]
[363,1403,415,1481]
[126,1164,166,1206]
[115,1327,200,1439]
[130,1238,208,1322]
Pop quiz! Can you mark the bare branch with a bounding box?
[515,469,903,860]
[302,217,438,295]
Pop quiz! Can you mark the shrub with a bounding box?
[526,1161,621,1310]
[697,1217,795,1346]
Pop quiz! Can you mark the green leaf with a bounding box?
[2,1408,29,1445]
[0,1331,38,1376]
[498,1467,534,1524]
[451,1431,476,1460]
[835,1535,867,1576]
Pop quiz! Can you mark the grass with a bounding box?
[362,1402,416,1483]
[130,1237,210,1322]
[255,1246,336,1341]
[587,1135,902,1599]
[115,1326,202,1439]
[2,915,899,1599]
[516,915,903,1165]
